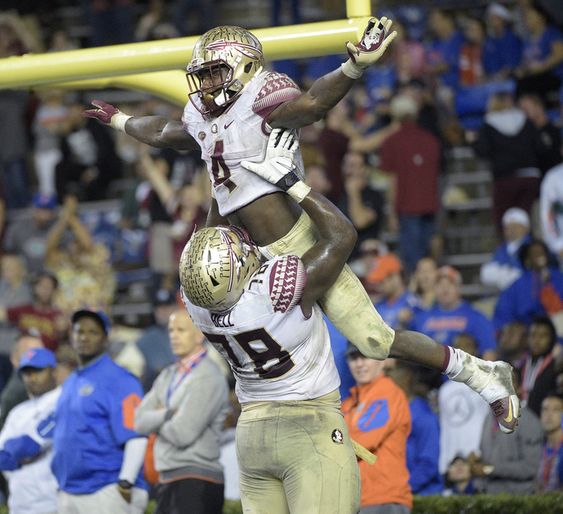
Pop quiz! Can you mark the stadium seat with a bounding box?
[455,80,516,117]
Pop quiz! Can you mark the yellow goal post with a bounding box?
[0,0,374,105]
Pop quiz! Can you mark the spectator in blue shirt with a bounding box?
[324,316,355,401]
[135,288,177,391]
[411,266,497,359]
[493,239,563,332]
[516,2,563,108]
[483,3,522,79]
[53,310,149,514]
[388,360,443,496]
[426,9,464,90]
[369,253,419,329]
[480,207,531,291]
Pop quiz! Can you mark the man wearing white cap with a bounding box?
[481,207,531,290]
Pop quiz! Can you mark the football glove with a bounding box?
[342,17,397,79]
[241,128,311,203]
[83,99,132,132]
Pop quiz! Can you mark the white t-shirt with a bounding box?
[182,70,304,216]
[184,255,340,403]
[438,379,489,473]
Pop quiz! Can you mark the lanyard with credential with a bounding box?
[166,350,207,407]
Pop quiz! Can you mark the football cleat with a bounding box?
[478,361,521,434]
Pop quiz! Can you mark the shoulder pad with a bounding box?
[268,255,307,313]
[252,72,301,118]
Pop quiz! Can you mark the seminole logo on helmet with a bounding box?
[205,39,262,59]
[186,26,264,117]
[179,226,262,312]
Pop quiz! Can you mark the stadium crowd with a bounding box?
[0,0,563,511]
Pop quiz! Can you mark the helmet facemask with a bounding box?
[179,226,262,312]
[186,26,264,118]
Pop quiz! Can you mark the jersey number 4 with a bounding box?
[211,140,236,192]
[203,328,295,379]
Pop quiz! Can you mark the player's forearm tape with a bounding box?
[341,60,364,79]
[110,112,133,133]
[119,437,148,483]
[287,181,311,203]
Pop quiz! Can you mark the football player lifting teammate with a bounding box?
[85,18,520,438]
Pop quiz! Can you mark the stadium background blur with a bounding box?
[0,0,562,509]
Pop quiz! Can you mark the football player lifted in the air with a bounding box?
[85,19,520,439]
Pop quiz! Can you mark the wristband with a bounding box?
[341,60,363,80]
[117,479,133,490]
[110,112,132,133]
[287,181,311,203]
[275,170,301,192]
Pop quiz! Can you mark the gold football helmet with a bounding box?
[179,226,262,312]
[186,26,264,117]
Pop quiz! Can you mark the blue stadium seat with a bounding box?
[455,80,516,117]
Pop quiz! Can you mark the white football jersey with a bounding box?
[182,70,304,216]
[183,255,341,403]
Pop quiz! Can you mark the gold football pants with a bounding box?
[236,390,360,514]
[259,212,395,359]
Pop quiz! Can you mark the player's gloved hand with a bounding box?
[241,128,311,203]
[341,17,397,79]
[83,99,132,132]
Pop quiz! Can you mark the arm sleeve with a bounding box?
[118,437,148,484]
[158,367,228,448]
[134,374,168,435]
[108,374,144,445]
[2,435,41,463]
[0,451,19,470]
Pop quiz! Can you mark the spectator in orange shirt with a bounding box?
[342,344,412,514]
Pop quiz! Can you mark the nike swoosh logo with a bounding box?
[503,400,513,423]
[224,120,234,129]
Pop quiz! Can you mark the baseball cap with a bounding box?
[71,309,112,335]
[345,342,363,359]
[390,94,418,120]
[502,207,530,228]
[18,348,57,372]
[367,254,402,284]
[437,266,462,286]
[487,3,512,21]
[32,193,57,210]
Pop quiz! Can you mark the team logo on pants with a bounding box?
[331,428,344,444]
